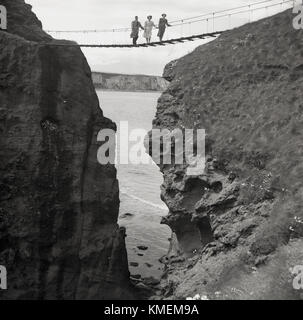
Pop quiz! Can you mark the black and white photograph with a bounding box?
[0,0,303,307]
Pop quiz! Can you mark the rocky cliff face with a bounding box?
[92,72,168,92]
[150,9,303,300]
[0,0,132,299]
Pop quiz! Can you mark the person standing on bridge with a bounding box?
[131,16,144,45]
[157,14,171,42]
[144,16,157,44]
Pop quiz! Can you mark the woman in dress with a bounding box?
[143,15,157,44]
[157,13,171,42]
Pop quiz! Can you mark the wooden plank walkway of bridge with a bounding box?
[44,31,223,48]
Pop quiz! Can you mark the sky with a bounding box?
[26,0,293,75]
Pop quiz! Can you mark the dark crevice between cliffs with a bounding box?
[36,45,68,300]
[75,90,95,300]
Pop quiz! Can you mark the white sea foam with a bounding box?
[121,190,168,211]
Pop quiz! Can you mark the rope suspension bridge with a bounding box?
[45,0,295,48]
[49,32,223,48]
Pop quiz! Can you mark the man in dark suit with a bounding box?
[131,16,144,45]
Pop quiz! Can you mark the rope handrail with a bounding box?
[170,0,291,23]
[171,0,293,27]
[45,0,293,34]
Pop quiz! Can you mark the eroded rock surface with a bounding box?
[150,9,303,300]
[0,0,132,299]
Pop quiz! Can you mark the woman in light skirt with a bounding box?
[144,15,157,43]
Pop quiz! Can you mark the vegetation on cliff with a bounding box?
[150,8,303,300]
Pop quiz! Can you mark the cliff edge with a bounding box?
[0,0,132,299]
[151,9,303,300]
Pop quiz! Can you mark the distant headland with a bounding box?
[92,72,168,92]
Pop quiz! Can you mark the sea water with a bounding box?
[97,90,170,279]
